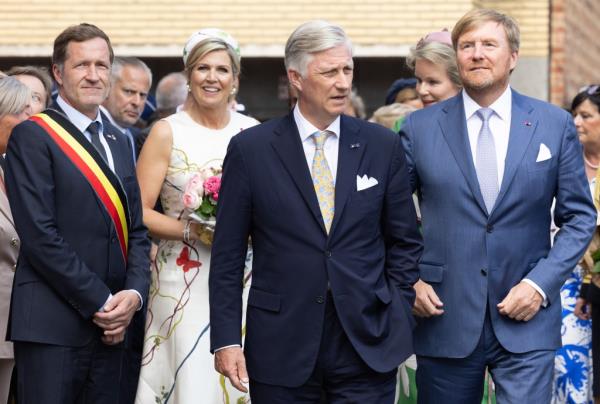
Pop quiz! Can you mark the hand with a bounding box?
[497,282,543,321]
[574,297,591,320]
[214,346,249,393]
[93,290,140,336]
[101,330,126,345]
[412,280,444,317]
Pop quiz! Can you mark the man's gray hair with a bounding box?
[285,20,352,77]
[0,76,31,118]
[111,56,153,87]
[156,72,187,110]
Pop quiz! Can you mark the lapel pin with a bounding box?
[350,143,361,149]
[524,121,532,127]
[106,133,116,140]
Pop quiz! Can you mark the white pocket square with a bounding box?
[356,174,378,191]
[536,143,552,162]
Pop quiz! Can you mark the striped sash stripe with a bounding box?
[31,112,129,263]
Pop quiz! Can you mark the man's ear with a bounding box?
[52,64,63,86]
[287,69,303,93]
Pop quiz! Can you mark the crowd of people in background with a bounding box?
[0,7,598,404]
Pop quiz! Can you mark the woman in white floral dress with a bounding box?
[135,29,258,404]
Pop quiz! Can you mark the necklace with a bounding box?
[584,155,600,169]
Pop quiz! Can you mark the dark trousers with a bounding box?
[416,306,554,404]
[250,293,397,403]
[15,338,124,404]
[119,309,146,403]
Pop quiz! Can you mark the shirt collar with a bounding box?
[99,105,127,134]
[56,95,103,134]
[293,104,340,142]
[462,85,512,122]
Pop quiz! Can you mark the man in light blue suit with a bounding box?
[400,8,596,403]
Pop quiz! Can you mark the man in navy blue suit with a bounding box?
[209,20,422,403]
[5,24,150,404]
[400,9,596,403]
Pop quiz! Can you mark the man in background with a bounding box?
[102,56,152,163]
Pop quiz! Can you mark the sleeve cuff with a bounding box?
[214,344,242,353]
[99,293,113,312]
[522,279,548,307]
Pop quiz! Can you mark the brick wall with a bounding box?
[551,0,600,108]
[0,0,472,55]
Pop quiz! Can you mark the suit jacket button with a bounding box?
[325,250,332,258]
[481,268,487,276]
[316,296,324,304]
[10,238,18,247]
[486,224,493,233]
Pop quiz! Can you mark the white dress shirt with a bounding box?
[293,105,340,183]
[56,96,115,171]
[462,86,547,304]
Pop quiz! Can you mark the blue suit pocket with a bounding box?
[375,286,392,305]
[248,288,281,312]
[419,263,445,283]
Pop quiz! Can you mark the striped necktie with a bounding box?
[311,131,335,233]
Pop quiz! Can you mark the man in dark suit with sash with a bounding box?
[5,23,150,404]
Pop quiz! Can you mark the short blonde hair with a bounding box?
[0,76,31,118]
[452,8,520,53]
[406,41,461,89]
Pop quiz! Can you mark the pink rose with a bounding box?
[203,176,221,195]
[185,173,203,194]
[212,192,219,201]
[182,191,201,210]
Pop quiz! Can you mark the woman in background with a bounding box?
[135,29,258,403]
[406,29,461,109]
[6,65,53,114]
[0,75,32,404]
[553,85,600,404]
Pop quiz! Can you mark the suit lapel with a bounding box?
[329,116,365,236]
[439,95,487,215]
[492,91,537,216]
[271,114,326,233]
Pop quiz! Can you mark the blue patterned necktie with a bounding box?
[475,108,499,213]
[311,131,335,233]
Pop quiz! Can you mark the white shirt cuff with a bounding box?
[214,344,241,353]
[522,279,548,307]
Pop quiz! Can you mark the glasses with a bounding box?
[579,84,600,96]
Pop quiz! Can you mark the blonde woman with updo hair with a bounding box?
[135,29,258,403]
[406,30,462,108]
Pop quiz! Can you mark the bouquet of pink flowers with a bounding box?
[182,170,221,221]
[181,166,222,245]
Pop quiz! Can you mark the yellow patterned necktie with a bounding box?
[311,131,335,233]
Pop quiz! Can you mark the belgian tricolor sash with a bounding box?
[30,109,130,264]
